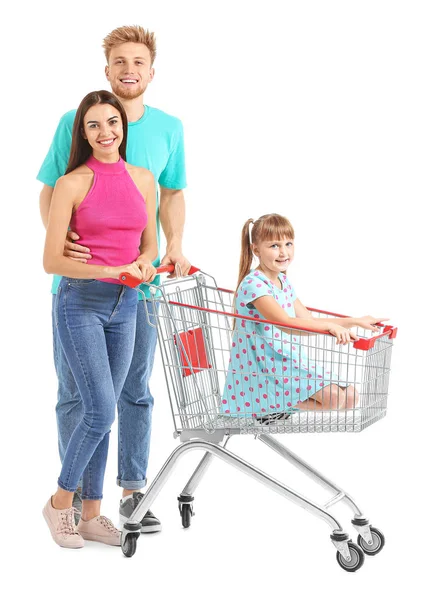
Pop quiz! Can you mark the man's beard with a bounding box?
[111,81,148,100]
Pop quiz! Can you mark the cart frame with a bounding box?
[119,268,394,570]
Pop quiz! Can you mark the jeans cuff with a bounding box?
[116,477,147,489]
[57,479,79,493]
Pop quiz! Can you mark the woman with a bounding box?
[42,90,157,548]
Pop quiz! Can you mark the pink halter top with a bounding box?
[70,155,148,283]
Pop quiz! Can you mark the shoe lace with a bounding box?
[57,507,81,536]
[97,516,119,534]
[133,492,144,505]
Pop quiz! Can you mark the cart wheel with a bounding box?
[357,527,385,556]
[336,542,365,572]
[121,532,138,558]
[181,504,192,529]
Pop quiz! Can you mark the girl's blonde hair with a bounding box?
[236,213,294,291]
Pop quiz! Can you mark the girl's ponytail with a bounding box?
[236,218,255,292]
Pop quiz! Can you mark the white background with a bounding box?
[1,0,441,597]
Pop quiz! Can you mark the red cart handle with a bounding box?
[119,264,200,288]
[353,325,398,350]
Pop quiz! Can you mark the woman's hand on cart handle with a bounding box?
[119,263,200,288]
[328,324,359,345]
[353,316,390,332]
[114,263,144,288]
[135,257,157,284]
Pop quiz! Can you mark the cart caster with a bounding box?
[336,542,365,572]
[357,527,385,556]
[121,532,139,558]
[121,522,141,558]
[181,504,193,528]
[178,494,194,529]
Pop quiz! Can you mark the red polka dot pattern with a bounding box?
[221,270,338,418]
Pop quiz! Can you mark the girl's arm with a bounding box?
[43,176,141,280]
[293,299,388,333]
[254,296,357,344]
[294,298,354,328]
[255,296,335,335]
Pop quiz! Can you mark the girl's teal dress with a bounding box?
[222,269,337,417]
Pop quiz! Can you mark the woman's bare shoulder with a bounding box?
[55,166,93,196]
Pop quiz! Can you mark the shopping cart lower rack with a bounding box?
[119,267,397,571]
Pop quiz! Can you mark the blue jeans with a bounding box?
[55,278,139,499]
[52,286,157,493]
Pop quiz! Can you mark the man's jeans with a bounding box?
[52,289,158,492]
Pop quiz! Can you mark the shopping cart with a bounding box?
[119,267,397,571]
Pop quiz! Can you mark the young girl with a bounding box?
[222,214,386,422]
[42,91,157,548]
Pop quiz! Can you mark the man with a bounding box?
[38,25,190,532]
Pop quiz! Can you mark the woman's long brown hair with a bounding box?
[65,90,128,175]
[236,213,295,292]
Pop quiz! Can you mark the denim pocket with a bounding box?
[65,278,97,288]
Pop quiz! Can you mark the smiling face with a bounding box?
[83,103,124,159]
[105,42,154,100]
[253,238,295,276]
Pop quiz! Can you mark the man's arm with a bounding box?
[39,183,91,261]
[157,116,189,276]
[135,170,159,282]
[39,184,53,229]
[159,186,191,276]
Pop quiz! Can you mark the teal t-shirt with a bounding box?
[37,105,187,297]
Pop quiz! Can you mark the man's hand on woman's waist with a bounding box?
[64,231,92,263]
